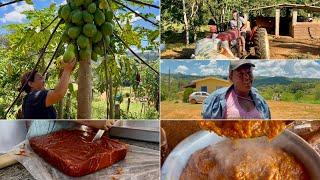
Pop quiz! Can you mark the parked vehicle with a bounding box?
[189,92,210,104]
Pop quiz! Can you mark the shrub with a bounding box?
[183,88,194,103]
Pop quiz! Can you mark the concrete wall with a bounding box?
[292,22,320,39]
[195,78,231,93]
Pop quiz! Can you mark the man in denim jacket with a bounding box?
[202,61,271,119]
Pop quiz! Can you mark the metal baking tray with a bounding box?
[109,120,159,143]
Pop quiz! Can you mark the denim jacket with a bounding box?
[202,85,271,119]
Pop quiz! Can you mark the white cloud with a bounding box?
[175,65,189,74]
[191,73,198,76]
[15,3,34,12]
[1,2,34,23]
[199,60,227,76]
[59,0,67,5]
[291,61,320,78]
[130,12,142,23]
[253,61,289,77]
[156,15,160,21]
[252,60,320,78]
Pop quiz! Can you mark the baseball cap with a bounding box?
[229,60,255,71]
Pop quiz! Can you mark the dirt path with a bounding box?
[269,36,320,59]
[161,43,195,59]
[161,100,320,119]
[268,100,320,119]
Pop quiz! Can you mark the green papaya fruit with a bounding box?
[77,34,90,49]
[104,35,110,47]
[73,0,84,7]
[63,44,76,62]
[61,5,71,21]
[94,9,105,26]
[93,44,103,55]
[101,22,113,36]
[61,30,71,43]
[83,23,97,37]
[83,0,92,6]
[71,10,83,25]
[68,26,81,39]
[92,31,102,43]
[87,3,96,14]
[82,11,94,23]
[69,0,77,10]
[105,10,113,22]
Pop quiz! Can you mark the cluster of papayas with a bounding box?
[58,0,115,62]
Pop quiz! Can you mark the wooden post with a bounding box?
[168,68,170,100]
[126,97,131,114]
[115,103,120,119]
[291,8,298,38]
[57,98,64,119]
[65,92,71,119]
[292,8,297,25]
[77,59,92,119]
[275,8,280,38]
[108,75,113,119]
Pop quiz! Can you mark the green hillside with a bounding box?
[161,74,320,104]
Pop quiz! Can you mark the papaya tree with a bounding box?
[0,0,159,119]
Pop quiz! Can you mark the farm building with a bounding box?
[184,77,231,93]
[247,3,320,39]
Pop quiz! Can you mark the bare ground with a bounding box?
[160,100,320,119]
[269,36,320,59]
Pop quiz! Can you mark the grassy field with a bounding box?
[92,87,159,119]
[160,100,320,119]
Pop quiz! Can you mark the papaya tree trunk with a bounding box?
[77,59,92,119]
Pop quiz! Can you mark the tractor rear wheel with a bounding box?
[253,28,270,59]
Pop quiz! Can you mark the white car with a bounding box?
[189,91,210,104]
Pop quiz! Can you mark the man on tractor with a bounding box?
[194,11,269,59]
[229,10,247,56]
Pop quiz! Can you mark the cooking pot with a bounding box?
[161,129,320,180]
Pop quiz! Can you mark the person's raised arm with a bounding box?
[45,60,76,107]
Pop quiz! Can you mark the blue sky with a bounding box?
[0,0,160,47]
[160,60,320,79]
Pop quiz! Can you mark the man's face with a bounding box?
[229,65,253,93]
[232,12,238,20]
[29,73,45,90]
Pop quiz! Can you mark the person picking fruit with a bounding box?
[19,58,76,119]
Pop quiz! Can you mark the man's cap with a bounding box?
[229,61,255,71]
